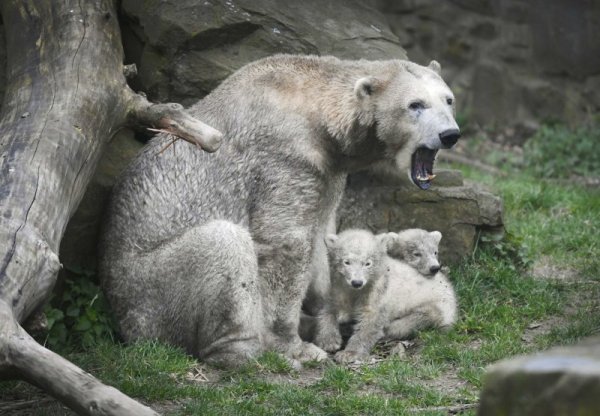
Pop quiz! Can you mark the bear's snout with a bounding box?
[351,279,364,289]
[439,129,460,148]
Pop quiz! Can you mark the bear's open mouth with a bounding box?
[411,147,438,190]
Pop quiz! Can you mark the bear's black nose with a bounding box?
[439,129,460,148]
[351,280,364,288]
[430,265,441,274]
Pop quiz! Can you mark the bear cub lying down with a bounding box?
[308,228,457,363]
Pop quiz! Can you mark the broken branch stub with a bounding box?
[127,92,223,152]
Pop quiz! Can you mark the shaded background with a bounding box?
[119,0,600,141]
[1,1,598,134]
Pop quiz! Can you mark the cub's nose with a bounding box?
[439,129,461,148]
[351,280,364,289]
[430,265,441,275]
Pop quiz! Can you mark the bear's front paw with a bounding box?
[334,349,368,364]
[314,332,342,353]
[290,341,329,363]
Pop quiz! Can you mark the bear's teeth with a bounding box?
[416,173,435,182]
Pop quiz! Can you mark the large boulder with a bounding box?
[478,337,600,416]
[120,0,407,105]
[337,168,503,265]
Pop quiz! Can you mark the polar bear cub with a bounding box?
[313,229,391,360]
[381,229,458,342]
[321,228,457,363]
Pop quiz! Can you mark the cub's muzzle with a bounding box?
[351,279,364,289]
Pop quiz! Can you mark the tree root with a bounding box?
[0,301,157,415]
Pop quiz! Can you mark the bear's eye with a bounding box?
[435,251,438,256]
[343,259,351,265]
[446,97,453,105]
[413,252,422,257]
[365,260,372,267]
[408,101,425,110]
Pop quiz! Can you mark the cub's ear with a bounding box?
[386,232,410,259]
[324,234,338,249]
[376,232,396,251]
[430,231,442,244]
[354,76,381,99]
[428,60,441,75]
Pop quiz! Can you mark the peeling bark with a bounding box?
[0,0,221,414]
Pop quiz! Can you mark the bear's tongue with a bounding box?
[411,147,438,190]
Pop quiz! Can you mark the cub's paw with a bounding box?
[389,341,407,358]
[334,350,368,364]
[290,342,329,363]
[314,332,342,353]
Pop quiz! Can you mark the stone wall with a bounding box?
[0,19,5,111]
[3,1,598,137]
[380,0,600,142]
[120,0,407,106]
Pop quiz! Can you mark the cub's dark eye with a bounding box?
[413,252,422,258]
[408,101,425,110]
[446,97,453,105]
[365,260,372,267]
[343,259,351,265]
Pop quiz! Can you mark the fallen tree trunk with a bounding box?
[0,0,222,414]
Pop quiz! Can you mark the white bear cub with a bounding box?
[381,229,458,342]
[320,228,457,363]
[313,229,390,362]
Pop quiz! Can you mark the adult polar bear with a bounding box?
[99,55,460,366]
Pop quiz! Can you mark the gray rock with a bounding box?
[471,61,520,128]
[120,0,407,105]
[529,0,600,80]
[450,0,495,16]
[337,168,503,265]
[478,337,600,416]
[0,21,5,111]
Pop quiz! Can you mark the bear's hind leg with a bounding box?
[384,304,443,340]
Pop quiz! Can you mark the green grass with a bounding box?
[2,127,600,415]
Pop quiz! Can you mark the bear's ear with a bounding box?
[382,233,403,255]
[377,232,397,252]
[428,60,441,75]
[324,234,338,249]
[354,76,380,99]
[430,231,442,244]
